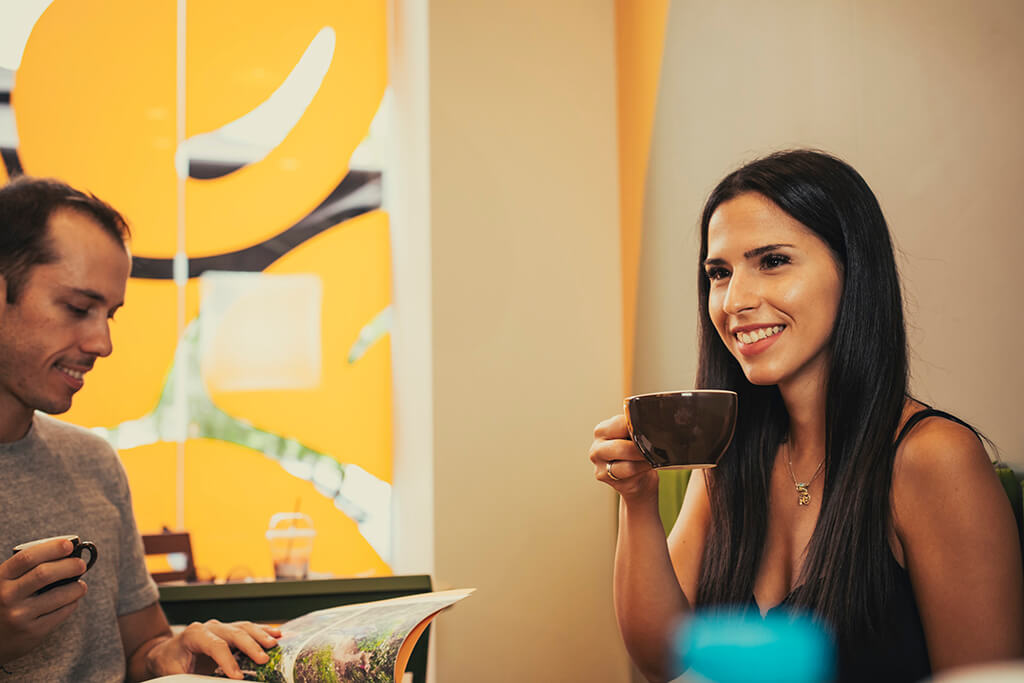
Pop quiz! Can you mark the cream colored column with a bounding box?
[429,1,630,681]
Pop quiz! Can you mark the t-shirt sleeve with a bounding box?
[110,456,160,615]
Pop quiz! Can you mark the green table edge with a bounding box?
[157,574,433,603]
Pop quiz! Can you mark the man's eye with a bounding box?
[66,304,89,316]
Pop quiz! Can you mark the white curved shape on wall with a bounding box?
[0,0,55,71]
[174,26,336,176]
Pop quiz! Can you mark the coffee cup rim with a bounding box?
[13,534,80,551]
[624,389,737,402]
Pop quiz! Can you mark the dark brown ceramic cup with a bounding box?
[624,390,738,470]
[13,534,98,593]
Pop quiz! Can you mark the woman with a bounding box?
[590,150,1023,682]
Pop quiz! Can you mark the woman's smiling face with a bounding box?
[704,192,843,392]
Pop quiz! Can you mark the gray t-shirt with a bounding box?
[0,413,159,682]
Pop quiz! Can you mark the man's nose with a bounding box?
[81,319,114,357]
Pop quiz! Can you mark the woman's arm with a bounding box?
[892,418,1024,673]
[591,416,710,682]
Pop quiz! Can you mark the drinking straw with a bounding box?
[285,498,301,570]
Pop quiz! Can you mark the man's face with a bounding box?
[0,208,131,432]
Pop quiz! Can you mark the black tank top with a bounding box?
[751,409,970,682]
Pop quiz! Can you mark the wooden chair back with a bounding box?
[141,531,197,584]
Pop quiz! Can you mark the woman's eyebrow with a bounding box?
[743,243,794,258]
[704,243,795,266]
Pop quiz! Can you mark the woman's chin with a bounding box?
[740,368,783,387]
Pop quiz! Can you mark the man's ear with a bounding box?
[0,275,7,315]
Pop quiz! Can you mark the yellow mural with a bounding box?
[6,0,393,579]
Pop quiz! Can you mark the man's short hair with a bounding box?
[0,176,131,303]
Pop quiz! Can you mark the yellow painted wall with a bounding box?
[10,0,393,580]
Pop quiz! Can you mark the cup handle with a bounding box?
[76,542,98,572]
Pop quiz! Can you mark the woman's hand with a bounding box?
[144,619,281,680]
[590,414,658,500]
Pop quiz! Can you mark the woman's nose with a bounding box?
[721,270,760,315]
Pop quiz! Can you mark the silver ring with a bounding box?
[606,461,621,481]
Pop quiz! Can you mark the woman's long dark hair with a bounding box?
[693,149,908,638]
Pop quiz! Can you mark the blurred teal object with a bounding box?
[675,609,835,683]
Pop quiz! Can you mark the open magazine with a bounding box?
[155,589,473,683]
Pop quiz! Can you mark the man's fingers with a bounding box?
[18,597,80,639]
[18,557,88,599]
[183,622,242,678]
[206,621,275,665]
[173,620,280,680]
[0,596,78,639]
[0,538,74,581]
[236,622,280,653]
[229,630,274,665]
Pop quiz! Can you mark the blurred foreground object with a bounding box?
[675,610,834,683]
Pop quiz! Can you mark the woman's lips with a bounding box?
[733,325,785,357]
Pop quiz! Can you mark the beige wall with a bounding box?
[635,0,1024,469]
[427,1,630,681]
[397,2,1023,680]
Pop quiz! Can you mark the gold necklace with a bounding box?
[785,450,825,507]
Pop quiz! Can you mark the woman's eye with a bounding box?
[705,267,730,281]
[760,253,790,269]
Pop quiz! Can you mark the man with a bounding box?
[0,177,279,681]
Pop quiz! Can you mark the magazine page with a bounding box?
[234,589,474,683]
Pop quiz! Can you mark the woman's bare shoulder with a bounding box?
[891,404,1000,537]
[890,404,1024,668]
[893,406,990,487]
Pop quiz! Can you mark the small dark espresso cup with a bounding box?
[624,390,738,470]
[13,535,98,593]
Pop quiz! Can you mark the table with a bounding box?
[158,575,433,682]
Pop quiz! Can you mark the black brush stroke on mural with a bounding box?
[188,159,245,180]
[1,148,23,177]
[130,169,382,279]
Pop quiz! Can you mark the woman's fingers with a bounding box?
[593,413,629,439]
[601,458,651,483]
[589,426,646,468]
[590,414,659,495]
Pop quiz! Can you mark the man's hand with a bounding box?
[0,537,89,665]
[143,620,281,680]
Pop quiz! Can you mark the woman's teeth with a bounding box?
[736,325,784,345]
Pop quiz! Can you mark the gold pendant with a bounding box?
[795,483,810,506]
